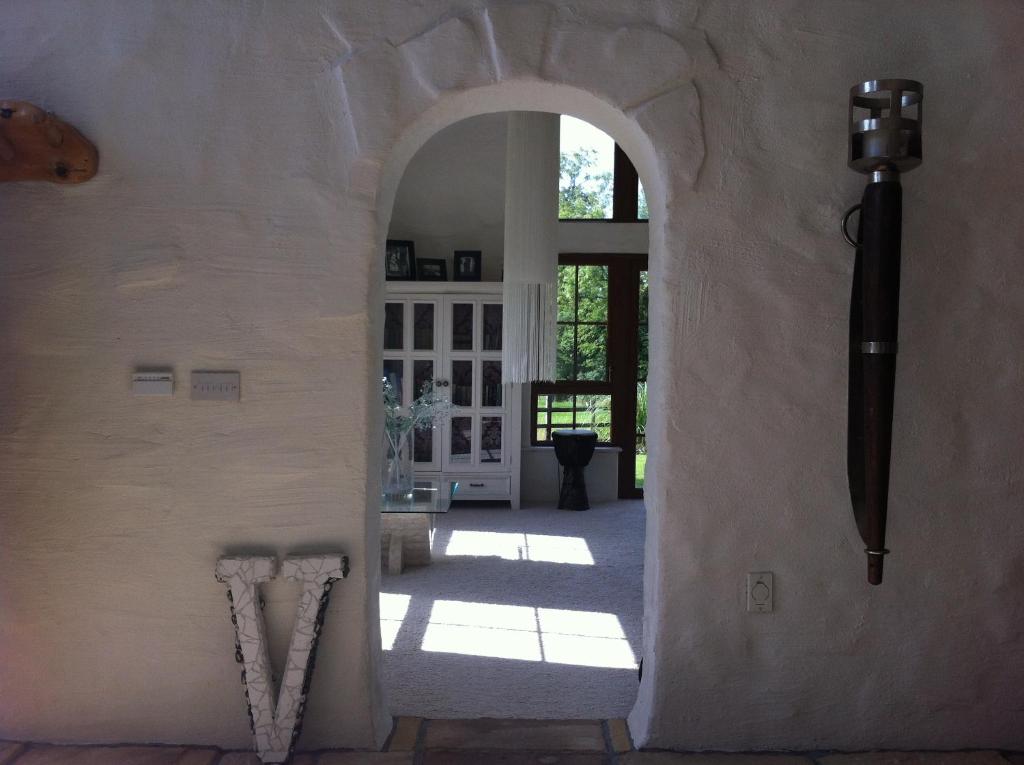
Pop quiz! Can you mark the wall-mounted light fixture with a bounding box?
[843,79,923,585]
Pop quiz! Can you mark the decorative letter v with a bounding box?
[216,554,348,763]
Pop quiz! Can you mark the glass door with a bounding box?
[442,298,507,472]
[383,298,442,472]
[479,302,504,467]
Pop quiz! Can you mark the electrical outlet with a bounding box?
[747,572,773,613]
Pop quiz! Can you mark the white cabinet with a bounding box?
[383,283,521,509]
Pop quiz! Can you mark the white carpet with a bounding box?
[380,499,645,719]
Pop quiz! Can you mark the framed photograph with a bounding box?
[385,239,416,281]
[416,258,448,281]
[453,250,482,281]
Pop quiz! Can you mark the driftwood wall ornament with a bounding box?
[0,100,98,184]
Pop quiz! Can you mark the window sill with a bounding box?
[558,218,649,224]
[523,445,622,453]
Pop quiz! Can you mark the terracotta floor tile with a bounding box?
[422,751,607,764]
[607,720,632,753]
[386,717,423,751]
[818,753,1009,765]
[425,719,605,752]
[316,754,415,764]
[0,743,26,765]
[176,751,222,765]
[215,753,262,765]
[620,755,811,764]
[13,746,189,764]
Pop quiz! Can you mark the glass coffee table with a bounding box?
[381,479,457,574]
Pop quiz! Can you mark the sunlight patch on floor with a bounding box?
[417,599,636,668]
[443,530,595,565]
[380,592,412,651]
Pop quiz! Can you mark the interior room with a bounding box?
[0,3,1022,764]
[378,112,649,719]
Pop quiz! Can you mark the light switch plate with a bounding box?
[132,371,173,396]
[191,371,240,401]
[747,572,773,613]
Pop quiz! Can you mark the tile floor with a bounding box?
[1,719,1020,764]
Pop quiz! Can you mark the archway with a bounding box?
[331,8,712,745]
[369,82,668,741]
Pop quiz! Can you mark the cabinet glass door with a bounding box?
[439,296,512,472]
[481,360,502,407]
[480,416,503,464]
[384,303,404,350]
[384,298,442,472]
[451,360,474,407]
[451,303,474,351]
[383,359,404,403]
[482,303,502,351]
[413,302,436,351]
[449,416,473,465]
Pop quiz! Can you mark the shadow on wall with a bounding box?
[379,501,645,719]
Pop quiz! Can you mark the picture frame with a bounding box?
[453,250,482,281]
[385,239,416,281]
[416,258,448,281]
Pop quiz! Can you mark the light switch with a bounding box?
[191,371,240,401]
[747,572,773,613]
[132,371,173,396]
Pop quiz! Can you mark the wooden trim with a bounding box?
[559,252,647,263]
[612,144,639,221]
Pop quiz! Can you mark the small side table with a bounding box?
[552,429,598,511]
[381,479,457,574]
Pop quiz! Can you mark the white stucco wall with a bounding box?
[1,0,1022,754]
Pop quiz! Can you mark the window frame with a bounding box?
[531,253,647,450]
[558,142,647,223]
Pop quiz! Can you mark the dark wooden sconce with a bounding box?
[0,100,98,184]
[843,79,923,584]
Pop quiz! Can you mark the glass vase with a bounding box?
[382,428,415,501]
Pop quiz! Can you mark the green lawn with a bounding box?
[635,452,647,489]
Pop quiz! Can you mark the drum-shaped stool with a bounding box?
[552,429,598,511]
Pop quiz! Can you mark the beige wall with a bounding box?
[0,0,1022,754]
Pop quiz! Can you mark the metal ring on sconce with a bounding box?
[861,341,898,355]
[842,204,862,247]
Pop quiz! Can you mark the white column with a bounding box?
[502,111,560,383]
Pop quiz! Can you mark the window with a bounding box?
[532,254,648,498]
[557,264,608,381]
[533,260,614,444]
[558,116,647,222]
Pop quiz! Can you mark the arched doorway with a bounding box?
[332,10,711,746]
[367,81,674,742]
[376,109,651,719]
